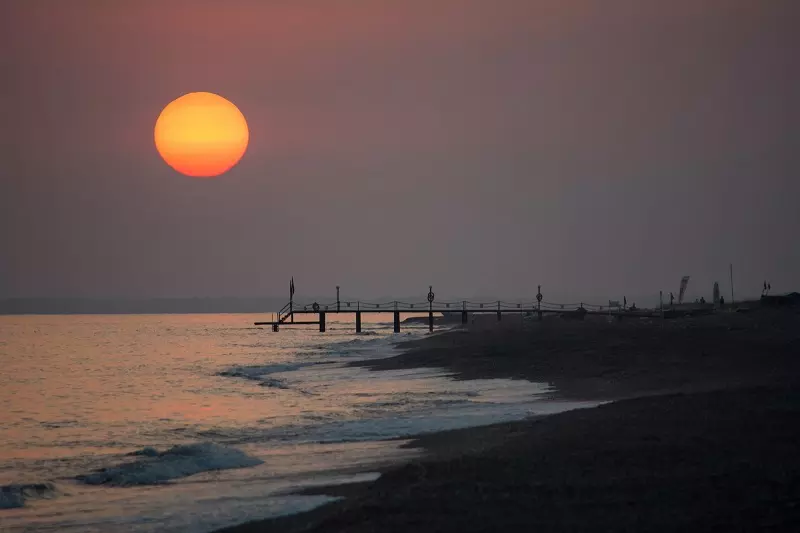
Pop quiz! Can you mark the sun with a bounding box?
[154,92,249,178]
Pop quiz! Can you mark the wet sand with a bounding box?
[218,308,800,532]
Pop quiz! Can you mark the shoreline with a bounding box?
[217,309,800,532]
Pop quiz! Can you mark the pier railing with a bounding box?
[255,290,661,333]
[287,299,609,312]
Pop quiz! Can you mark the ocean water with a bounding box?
[0,314,593,532]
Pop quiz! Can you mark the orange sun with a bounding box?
[154,92,249,178]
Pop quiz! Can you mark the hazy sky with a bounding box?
[2,0,798,303]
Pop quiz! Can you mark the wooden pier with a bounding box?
[255,284,661,333]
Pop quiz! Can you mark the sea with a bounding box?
[0,314,593,532]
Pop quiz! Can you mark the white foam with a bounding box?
[259,378,290,389]
[77,443,263,486]
[320,334,402,358]
[0,483,58,509]
[218,362,314,381]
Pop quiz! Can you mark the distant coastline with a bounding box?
[2,293,771,316]
[0,298,286,315]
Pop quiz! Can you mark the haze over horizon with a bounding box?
[3,0,798,304]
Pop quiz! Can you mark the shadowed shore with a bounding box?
[218,308,800,533]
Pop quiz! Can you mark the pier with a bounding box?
[255,284,661,332]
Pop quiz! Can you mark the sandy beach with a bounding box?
[217,306,800,532]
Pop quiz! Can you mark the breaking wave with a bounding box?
[218,362,315,381]
[0,483,59,509]
[259,377,290,389]
[76,442,263,486]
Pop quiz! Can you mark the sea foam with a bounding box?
[0,483,59,509]
[218,362,314,381]
[76,442,263,486]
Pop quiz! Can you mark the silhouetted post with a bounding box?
[355,311,362,333]
[730,264,735,307]
[537,285,543,321]
[462,301,468,324]
[427,286,434,333]
[272,323,278,332]
[394,311,400,333]
[290,278,295,323]
[497,301,501,321]
[319,312,326,332]
[336,286,340,312]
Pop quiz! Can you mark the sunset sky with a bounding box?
[2,0,798,302]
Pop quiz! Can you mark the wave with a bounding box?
[321,335,401,358]
[218,362,315,381]
[0,483,58,509]
[76,442,263,486]
[259,377,290,389]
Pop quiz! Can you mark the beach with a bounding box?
[218,307,800,532]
